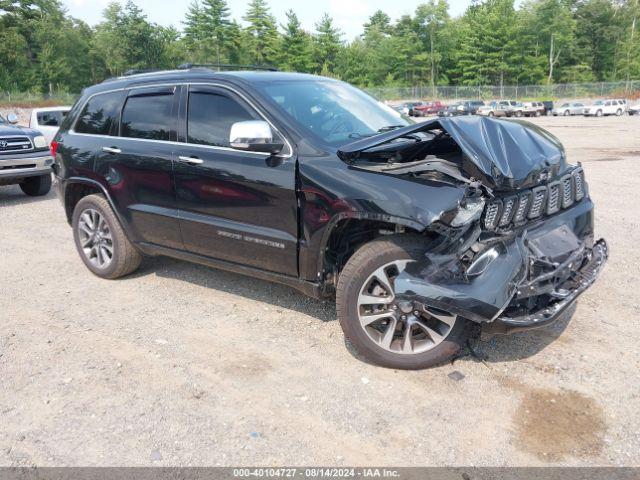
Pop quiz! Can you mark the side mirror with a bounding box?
[7,113,19,124]
[229,120,284,155]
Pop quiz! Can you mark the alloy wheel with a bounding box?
[357,260,457,355]
[77,208,114,269]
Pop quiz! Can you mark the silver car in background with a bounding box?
[553,102,586,116]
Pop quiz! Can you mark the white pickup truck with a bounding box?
[29,106,72,144]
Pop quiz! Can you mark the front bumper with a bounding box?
[394,199,607,333]
[485,238,608,334]
[0,150,53,182]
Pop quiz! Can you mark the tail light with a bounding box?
[50,140,59,158]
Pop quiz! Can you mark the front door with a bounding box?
[173,85,298,276]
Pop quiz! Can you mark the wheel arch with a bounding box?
[63,178,121,226]
[315,212,434,291]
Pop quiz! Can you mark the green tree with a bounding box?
[243,0,279,65]
[313,13,343,73]
[455,0,519,88]
[183,0,234,63]
[279,10,314,72]
[415,0,453,94]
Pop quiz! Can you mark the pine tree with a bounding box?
[183,0,233,63]
[313,13,343,74]
[243,0,279,65]
[280,10,314,72]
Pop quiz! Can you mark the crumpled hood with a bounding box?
[338,116,568,190]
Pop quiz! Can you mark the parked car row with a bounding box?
[395,97,638,119]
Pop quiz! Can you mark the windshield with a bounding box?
[255,79,410,146]
[594,100,604,105]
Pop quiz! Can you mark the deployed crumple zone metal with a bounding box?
[338,116,567,190]
[339,116,608,333]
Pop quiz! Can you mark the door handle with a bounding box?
[178,155,204,165]
[102,146,121,154]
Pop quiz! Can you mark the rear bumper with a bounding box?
[0,150,53,181]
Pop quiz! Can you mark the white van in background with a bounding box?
[29,107,72,144]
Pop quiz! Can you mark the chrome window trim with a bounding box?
[69,81,294,159]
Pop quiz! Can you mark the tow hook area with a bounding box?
[487,239,609,334]
[393,218,608,333]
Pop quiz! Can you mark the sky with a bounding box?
[61,0,475,39]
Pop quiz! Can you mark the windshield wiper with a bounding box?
[348,125,407,140]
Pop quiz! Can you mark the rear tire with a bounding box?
[72,194,142,279]
[616,108,622,116]
[19,173,51,196]
[564,110,570,116]
[336,235,472,370]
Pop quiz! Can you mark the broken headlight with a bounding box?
[447,196,486,227]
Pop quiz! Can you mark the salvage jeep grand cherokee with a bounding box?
[53,67,607,369]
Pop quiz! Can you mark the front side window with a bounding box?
[254,80,409,146]
[187,91,256,147]
[75,92,124,136]
[121,93,173,141]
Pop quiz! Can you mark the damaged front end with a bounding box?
[338,116,608,333]
[395,207,608,333]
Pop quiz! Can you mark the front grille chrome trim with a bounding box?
[484,167,587,231]
[0,136,34,154]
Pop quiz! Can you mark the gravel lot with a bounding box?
[1,115,639,467]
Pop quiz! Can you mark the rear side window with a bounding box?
[187,91,256,147]
[37,111,67,127]
[121,93,174,141]
[75,92,124,136]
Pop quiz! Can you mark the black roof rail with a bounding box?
[177,63,279,72]
[122,68,166,76]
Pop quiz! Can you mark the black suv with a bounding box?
[53,68,607,369]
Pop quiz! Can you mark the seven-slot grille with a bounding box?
[0,136,33,154]
[483,168,586,231]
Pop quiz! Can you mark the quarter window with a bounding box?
[121,93,174,141]
[187,91,256,147]
[75,92,125,136]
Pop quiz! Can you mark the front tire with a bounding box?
[72,194,141,279]
[596,109,603,117]
[20,173,52,196]
[336,236,471,369]
[564,110,570,116]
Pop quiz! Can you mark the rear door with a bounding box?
[92,85,182,249]
[173,84,298,276]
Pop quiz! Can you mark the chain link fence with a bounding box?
[366,80,640,102]
[2,80,640,106]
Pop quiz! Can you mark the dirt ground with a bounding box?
[1,115,639,467]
